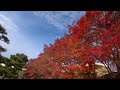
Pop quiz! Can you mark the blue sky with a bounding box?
[0,11,85,59]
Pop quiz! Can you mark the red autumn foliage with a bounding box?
[24,11,120,79]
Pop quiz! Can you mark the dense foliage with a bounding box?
[0,53,28,79]
[24,11,120,79]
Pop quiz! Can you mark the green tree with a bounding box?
[0,56,18,79]
[10,53,28,65]
[10,53,28,79]
[0,24,28,79]
[0,24,10,54]
[0,53,28,79]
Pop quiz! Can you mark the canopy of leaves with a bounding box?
[24,11,120,79]
[0,53,28,79]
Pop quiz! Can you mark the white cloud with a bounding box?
[33,11,85,32]
[0,13,38,59]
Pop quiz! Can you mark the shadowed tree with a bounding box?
[0,53,28,79]
[0,24,10,55]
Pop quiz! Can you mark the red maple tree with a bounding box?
[24,11,120,79]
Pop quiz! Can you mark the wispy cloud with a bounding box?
[33,11,85,32]
[0,14,19,33]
